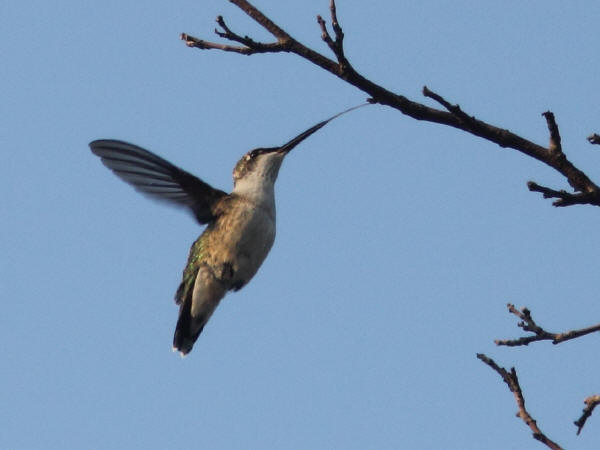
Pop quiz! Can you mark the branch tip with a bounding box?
[329,0,343,39]
[496,304,600,346]
[477,353,563,449]
[542,111,562,154]
[575,395,600,435]
[587,133,600,145]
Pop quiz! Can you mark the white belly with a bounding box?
[234,209,276,282]
[208,202,276,287]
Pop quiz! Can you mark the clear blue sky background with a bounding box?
[3,1,600,449]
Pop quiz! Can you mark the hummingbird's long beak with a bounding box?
[277,103,369,155]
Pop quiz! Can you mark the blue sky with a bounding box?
[3,1,600,448]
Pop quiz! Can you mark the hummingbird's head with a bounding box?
[232,147,286,189]
[231,104,369,194]
[232,114,336,191]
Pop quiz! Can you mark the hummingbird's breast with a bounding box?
[206,195,276,290]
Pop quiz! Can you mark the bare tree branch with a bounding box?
[316,0,348,68]
[181,0,600,207]
[495,304,600,346]
[575,395,600,435]
[526,182,599,207]
[477,353,563,450]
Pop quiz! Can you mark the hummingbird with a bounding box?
[90,103,366,356]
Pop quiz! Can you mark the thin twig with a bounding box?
[575,395,600,435]
[316,10,347,69]
[327,0,346,63]
[423,86,476,125]
[316,16,334,50]
[495,304,600,346]
[542,111,563,154]
[526,182,600,207]
[477,354,563,450]
[587,133,600,145]
[329,0,342,39]
[181,32,286,55]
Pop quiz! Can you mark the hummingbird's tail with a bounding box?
[173,265,226,356]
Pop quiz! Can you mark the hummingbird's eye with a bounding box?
[249,149,261,159]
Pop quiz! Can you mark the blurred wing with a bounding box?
[89,139,227,224]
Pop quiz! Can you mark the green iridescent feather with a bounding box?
[175,235,206,305]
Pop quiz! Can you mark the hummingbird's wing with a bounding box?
[90,140,227,224]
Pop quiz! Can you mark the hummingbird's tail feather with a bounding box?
[172,310,204,356]
[173,264,226,355]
